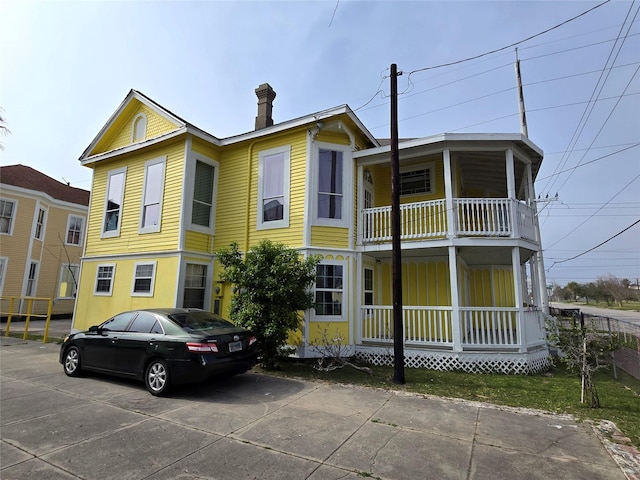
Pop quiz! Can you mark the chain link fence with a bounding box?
[549,307,640,380]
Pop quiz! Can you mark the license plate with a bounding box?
[228,341,243,353]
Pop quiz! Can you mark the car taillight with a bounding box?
[249,336,257,346]
[187,342,219,353]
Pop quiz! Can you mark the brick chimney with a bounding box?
[255,83,276,130]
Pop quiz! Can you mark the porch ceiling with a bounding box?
[459,246,536,266]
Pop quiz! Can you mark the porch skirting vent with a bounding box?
[355,346,550,375]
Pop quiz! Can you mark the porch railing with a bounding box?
[361,305,453,347]
[361,198,537,244]
[361,305,544,350]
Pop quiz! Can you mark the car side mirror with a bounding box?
[89,325,100,333]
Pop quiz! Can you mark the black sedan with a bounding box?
[60,308,258,396]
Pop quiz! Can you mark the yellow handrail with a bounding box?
[1,296,54,343]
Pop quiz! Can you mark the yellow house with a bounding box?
[74,85,550,373]
[0,165,89,317]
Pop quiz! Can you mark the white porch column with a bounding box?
[506,149,519,238]
[512,246,526,353]
[527,161,550,314]
[356,165,363,246]
[443,149,456,238]
[448,246,462,352]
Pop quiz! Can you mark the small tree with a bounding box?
[546,313,620,408]
[216,241,320,370]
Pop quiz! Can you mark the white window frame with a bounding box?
[181,262,210,309]
[131,261,157,296]
[138,156,166,234]
[364,267,374,306]
[58,264,79,299]
[102,167,127,238]
[132,113,147,142]
[34,207,47,240]
[257,145,291,230]
[399,162,435,197]
[188,156,219,234]
[25,261,39,297]
[0,257,7,295]
[65,214,85,246]
[0,198,17,236]
[312,142,352,227]
[94,263,116,296]
[313,260,347,322]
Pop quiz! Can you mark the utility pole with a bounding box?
[390,63,405,384]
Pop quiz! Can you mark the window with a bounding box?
[315,263,344,318]
[318,149,343,219]
[258,146,290,229]
[364,268,374,305]
[95,264,115,295]
[132,262,156,296]
[103,168,126,237]
[35,208,46,240]
[192,160,215,228]
[66,215,84,245]
[400,163,433,196]
[132,114,147,142]
[183,263,207,309]
[128,312,162,334]
[26,262,38,297]
[102,312,136,332]
[58,264,79,299]
[140,157,165,233]
[0,199,16,235]
[0,257,7,295]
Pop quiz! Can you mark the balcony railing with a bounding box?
[361,198,537,244]
[360,305,544,351]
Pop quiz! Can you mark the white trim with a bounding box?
[57,264,79,299]
[131,112,148,143]
[94,263,116,296]
[65,214,86,247]
[311,142,352,228]
[131,260,157,297]
[256,145,291,230]
[24,260,39,297]
[34,206,48,241]
[0,256,8,295]
[0,197,18,236]
[313,259,348,322]
[138,156,166,234]
[101,167,127,239]
[186,154,219,235]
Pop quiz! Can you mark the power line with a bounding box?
[546,218,640,270]
[406,0,611,76]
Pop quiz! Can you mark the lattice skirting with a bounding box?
[355,346,550,374]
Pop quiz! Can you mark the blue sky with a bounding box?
[1,0,638,286]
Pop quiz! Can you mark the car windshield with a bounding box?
[169,311,236,332]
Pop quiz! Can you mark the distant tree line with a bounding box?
[551,275,640,307]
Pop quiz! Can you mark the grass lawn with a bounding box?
[258,359,640,449]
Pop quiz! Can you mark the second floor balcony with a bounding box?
[361,197,537,245]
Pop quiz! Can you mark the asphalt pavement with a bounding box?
[1,335,639,480]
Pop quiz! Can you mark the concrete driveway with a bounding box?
[1,336,637,480]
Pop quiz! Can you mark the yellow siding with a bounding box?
[92,102,181,155]
[380,259,451,307]
[185,231,214,253]
[469,267,514,307]
[84,140,185,256]
[307,322,350,346]
[74,256,179,331]
[310,226,349,248]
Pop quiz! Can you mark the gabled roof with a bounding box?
[79,89,379,164]
[0,164,90,206]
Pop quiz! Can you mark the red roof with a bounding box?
[0,164,90,206]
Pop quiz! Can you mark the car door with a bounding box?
[82,312,136,372]
[116,312,164,376]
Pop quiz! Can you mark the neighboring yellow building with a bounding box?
[74,85,550,373]
[0,165,89,317]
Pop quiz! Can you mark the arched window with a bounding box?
[132,114,147,142]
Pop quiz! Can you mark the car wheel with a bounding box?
[63,346,82,377]
[145,359,170,396]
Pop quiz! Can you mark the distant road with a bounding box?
[551,302,640,325]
